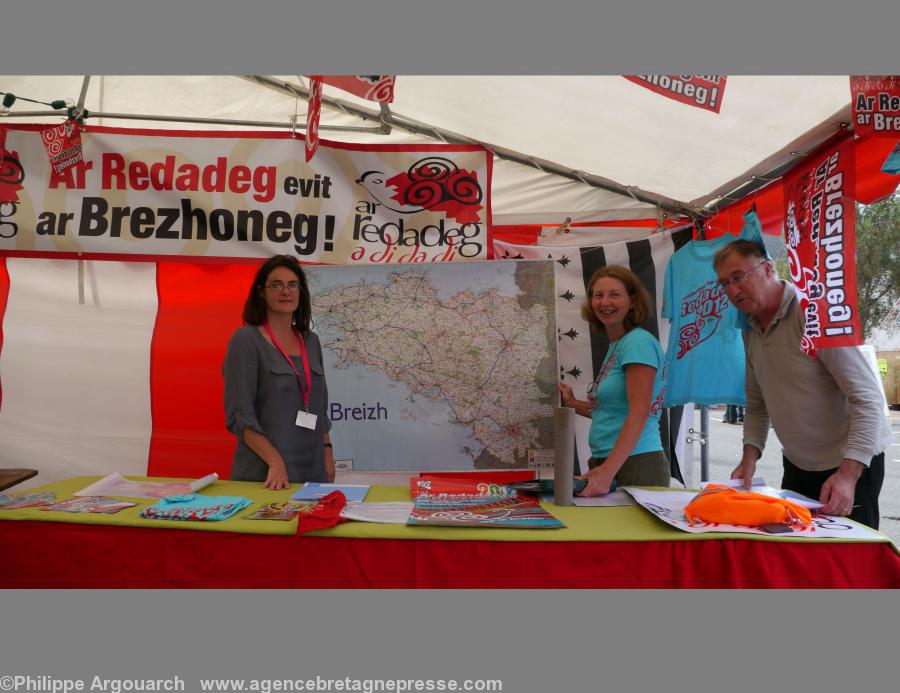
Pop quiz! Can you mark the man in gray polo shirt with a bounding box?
[713,240,892,529]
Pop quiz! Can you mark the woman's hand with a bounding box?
[558,383,594,418]
[577,463,616,497]
[324,447,336,483]
[558,382,575,406]
[263,461,291,490]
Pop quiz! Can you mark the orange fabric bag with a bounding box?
[684,484,812,528]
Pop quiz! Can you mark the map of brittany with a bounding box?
[307,261,557,471]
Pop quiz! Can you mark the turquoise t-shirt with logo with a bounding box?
[588,327,666,458]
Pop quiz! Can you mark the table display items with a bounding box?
[41,496,138,514]
[75,472,219,499]
[0,492,57,509]
[291,483,370,503]
[627,487,886,541]
[408,493,565,529]
[246,502,313,521]
[140,494,252,522]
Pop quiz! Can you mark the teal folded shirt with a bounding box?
[140,494,252,522]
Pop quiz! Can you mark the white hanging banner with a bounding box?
[0,124,492,263]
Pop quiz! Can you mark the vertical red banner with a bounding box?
[850,75,900,138]
[148,262,261,479]
[782,137,860,357]
[40,120,84,174]
[305,77,323,163]
[0,258,9,411]
[0,127,25,205]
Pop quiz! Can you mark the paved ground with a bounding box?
[695,406,900,545]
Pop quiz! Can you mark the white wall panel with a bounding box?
[0,258,157,488]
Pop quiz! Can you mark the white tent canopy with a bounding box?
[0,75,853,223]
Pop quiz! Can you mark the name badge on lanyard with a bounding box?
[295,410,318,429]
[264,322,317,430]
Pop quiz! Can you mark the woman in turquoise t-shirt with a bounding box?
[558,265,670,497]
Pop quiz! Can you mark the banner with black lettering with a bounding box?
[624,76,726,113]
[850,75,900,138]
[0,125,492,263]
[783,137,860,357]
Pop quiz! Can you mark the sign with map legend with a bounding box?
[307,260,557,471]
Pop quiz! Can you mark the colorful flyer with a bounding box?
[408,494,564,529]
[0,491,57,509]
[246,502,314,521]
[41,496,138,514]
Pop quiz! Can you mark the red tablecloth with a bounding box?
[4,520,899,588]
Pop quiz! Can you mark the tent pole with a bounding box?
[698,107,853,215]
[695,218,711,483]
[76,76,91,113]
[0,109,384,134]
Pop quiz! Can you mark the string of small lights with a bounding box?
[0,91,74,114]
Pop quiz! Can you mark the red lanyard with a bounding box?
[263,322,311,410]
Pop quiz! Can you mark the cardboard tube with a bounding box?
[554,406,575,506]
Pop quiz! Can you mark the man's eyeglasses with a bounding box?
[716,260,767,291]
[265,281,301,292]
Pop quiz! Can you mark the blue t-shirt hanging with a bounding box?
[588,327,666,458]
[661,234,746,407]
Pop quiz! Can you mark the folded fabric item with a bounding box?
[684,484,812,528]
[140,493,252,522]
[297,490,348,535]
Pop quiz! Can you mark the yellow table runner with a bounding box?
[0,475,892,546]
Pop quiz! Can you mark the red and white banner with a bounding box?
[782,137,860,357]
[40,120,84,174]
[0,126,23,205]
[0,124,492,263]
[624,75,727,113]
[305,76,323,163]
[320,75,396,103]
[850,75,900,137]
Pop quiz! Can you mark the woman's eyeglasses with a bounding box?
[265,281,301,292]
[716,260,767,291]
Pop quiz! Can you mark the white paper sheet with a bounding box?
[339,502,414,524]
[627,487,885,541]
[74,472,218,499]
[571,490,636,507]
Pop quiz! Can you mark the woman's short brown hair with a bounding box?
[242,255,312,332]
[580,265,653,334]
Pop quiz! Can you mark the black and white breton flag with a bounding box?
[494,223,694,484]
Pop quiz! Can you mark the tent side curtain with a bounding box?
[1,223,695,488]
[0,258,8,409]
[148,263,258,479]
